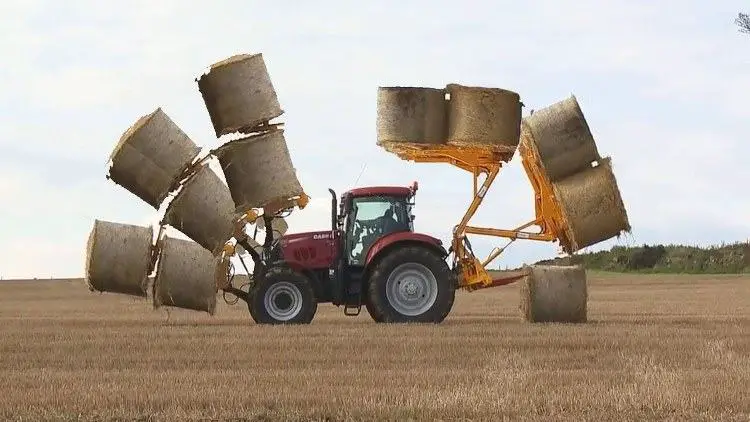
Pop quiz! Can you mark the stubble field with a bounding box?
[1,272,749,421]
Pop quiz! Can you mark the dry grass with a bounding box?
[1,272,749,421]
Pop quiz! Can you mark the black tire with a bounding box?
[248,267,317,325]
[364,298,384,323]
[366,245,456,323]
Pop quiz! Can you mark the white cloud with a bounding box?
[1,0,749,278]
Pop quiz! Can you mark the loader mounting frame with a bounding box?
[381,138,572,291]
[212,194,310,299]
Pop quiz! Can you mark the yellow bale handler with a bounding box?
[215,89,629,324]
[92,53,629,325]
[381,139,569,291]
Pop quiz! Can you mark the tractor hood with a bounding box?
[273,230,338,270]
[278,230,335,245]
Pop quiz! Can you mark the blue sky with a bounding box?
[1,0,748,279]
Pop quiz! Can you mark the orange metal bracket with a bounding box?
[380,138,571,290]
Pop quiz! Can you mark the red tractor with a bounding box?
[225,181,457,324]
[219,108,629,325]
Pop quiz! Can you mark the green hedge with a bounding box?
[534,241,750,274]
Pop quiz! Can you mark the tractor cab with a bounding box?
[337,182,418,267]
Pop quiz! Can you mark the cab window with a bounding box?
[346,196,409,265]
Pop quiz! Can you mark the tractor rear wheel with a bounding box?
[248,267,317,325]
[365,245,455,323]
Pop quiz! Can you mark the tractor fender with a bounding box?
[365,232,448,267]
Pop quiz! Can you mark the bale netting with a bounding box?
[519,265,587,323]
[376,86,447,146]
[446,83,522,150]
[153,236,218,315]
[108,108,202,209]
[85,219,153,297]
[552,157,631,252]
[162,162,237,256]
[197,53,283,137]
[522,95,601,182]
[212,129,304,213]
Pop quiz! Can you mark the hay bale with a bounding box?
[153,236,218,314]
[376,87,447,145]
[519,265,587,323]
[552,157,631,252]
[212,129,304,212]
[163,163,237,256]
[256,216,289,237]
[85,219,153,297]
[446,84,522,149]
[197,53,283,137]
[108,108,202,209]
[522,95,600,182]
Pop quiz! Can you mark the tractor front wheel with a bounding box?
[366,246,455,323]
[248,267,317,325]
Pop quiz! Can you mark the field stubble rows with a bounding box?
[1,272,749,421]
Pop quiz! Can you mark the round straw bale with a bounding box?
[197,53,283,137]
[163,163,237,256]
[85,219,153,297]
[108,108,202,209]
[522,95,600,182]
[153,236,218,314]
[212,129,304,212]
[446,84,522,149]
[519,265,587,323]
[376,87,447,145]
[552,157,631,252]
[256,216,289,237]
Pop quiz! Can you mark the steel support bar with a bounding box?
[464,225,557,242]
[378,141,568,289]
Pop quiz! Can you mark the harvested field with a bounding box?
[1,273,749,421]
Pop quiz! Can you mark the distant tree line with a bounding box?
[535,241,750,274]
[737,12,750,34]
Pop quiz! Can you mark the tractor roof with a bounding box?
[345,186,414,198]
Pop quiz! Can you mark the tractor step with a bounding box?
[341,279,363,316]
[343,303,361,316]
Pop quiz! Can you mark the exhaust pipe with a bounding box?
[328,188,337,231]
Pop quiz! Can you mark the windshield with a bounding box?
[345,195,411,265]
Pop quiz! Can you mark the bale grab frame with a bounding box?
[381,137,573,291]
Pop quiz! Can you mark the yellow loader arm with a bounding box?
[382,137,569,290]
[377,85,633,292]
